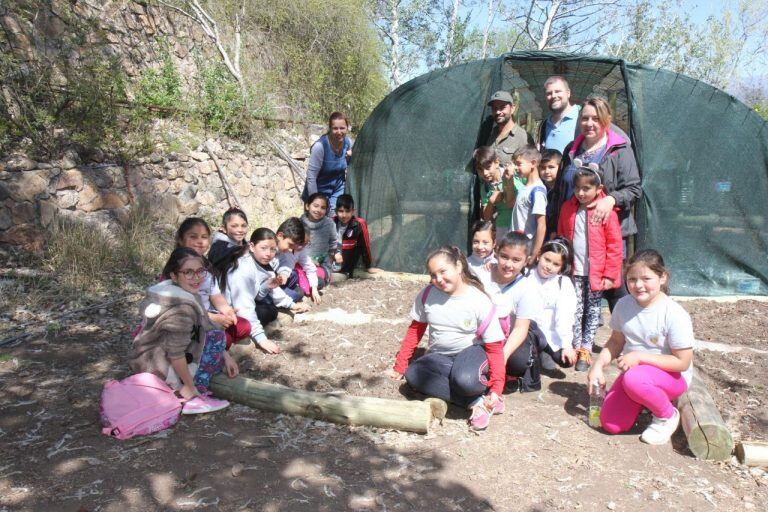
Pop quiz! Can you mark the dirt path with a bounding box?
[1,279,767,511]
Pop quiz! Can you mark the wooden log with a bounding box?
[736,441,768,467]
[209,374,433,433]
[678,374,734,461]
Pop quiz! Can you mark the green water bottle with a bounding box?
[588,379,603,428]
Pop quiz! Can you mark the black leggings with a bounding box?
[405,344,489,409]
[505,332,536,377]
[255,300,278,326]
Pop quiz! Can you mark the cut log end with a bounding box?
[425,397,448,420]
[736,441,768,467]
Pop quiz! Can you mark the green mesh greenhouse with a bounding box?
[348,51,768,296]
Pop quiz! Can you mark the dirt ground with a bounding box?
[1,277,767,511]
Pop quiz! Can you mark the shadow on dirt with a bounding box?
[0,323,498,511]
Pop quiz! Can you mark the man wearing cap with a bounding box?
[487,90,535,177]
[538,76,580,153]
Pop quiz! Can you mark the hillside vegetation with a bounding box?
[0,0,387,160]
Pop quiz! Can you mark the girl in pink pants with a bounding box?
[587,250,695,445]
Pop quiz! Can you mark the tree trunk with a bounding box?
[537,0,562,50]
[390,0,402,87]
[678,373,734,461]
[444,0,461,67]
[209,374,436,433]
[481,0,496,59]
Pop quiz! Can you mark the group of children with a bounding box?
[127,145,693,445]
[129,193,374,414]
[390,232,694,443]
[386,142,694,443]
[476,144,622,371]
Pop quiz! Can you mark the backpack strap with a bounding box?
[476,304,497,339]
[420,284,433,306]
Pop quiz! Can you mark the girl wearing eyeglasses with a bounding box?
[129,247,238,415]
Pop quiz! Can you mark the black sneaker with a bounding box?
[540,351,557,371]
[574,348,591,372]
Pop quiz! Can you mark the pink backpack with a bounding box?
[100,373,183,440]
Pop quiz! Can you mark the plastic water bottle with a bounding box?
[588,379,604,428]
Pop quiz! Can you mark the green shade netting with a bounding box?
[348,51,768,296]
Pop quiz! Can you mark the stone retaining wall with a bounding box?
[0,134,317,249]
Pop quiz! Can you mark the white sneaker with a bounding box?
[640,408,680,445]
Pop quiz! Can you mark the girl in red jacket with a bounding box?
[387,246,506,431]
[557,162,622,371]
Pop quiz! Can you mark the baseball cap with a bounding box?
[487,90,515,106]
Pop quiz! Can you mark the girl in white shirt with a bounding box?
[479,232,545,392]
[527,237,578,369]
[466,219,496,279]
[588,250,695,445]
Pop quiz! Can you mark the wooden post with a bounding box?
[736,441,768,467]
[210,374,435,433]
[203,141,242,208]
[678,374,734,461]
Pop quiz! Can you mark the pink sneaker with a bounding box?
[469,405,492,431]
[490,398,505,415]
[182,396,230,415]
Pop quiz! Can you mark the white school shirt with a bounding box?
[526,271,577,351]
[479,270,542,324]
[467,253,496,280]
[610,295,695,385]
[410,285,504,356]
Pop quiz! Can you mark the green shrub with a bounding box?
[135,53,183,112]
[194,62,250,137]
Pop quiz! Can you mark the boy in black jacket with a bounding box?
[333,194,375,277]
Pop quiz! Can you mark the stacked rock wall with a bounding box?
[0,133,318,250]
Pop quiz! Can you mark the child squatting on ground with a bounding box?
[588,250,695,445]
[174,217,251,349]
[333,194,376,277]
[526,237,578,371]
[130,248,238,415]
[557,162,623,371]
[208,207,249,267]
[217,227,309,355]
[388,246,506,431]
[478,232,545,392]
[301,192,338,286]
[276,217,323,305]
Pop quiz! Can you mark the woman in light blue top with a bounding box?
[302,111,353,216]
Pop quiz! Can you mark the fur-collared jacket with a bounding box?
[129,280,213,378]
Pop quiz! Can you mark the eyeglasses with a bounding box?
[177,268,208,280]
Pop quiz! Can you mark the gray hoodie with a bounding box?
[301,213,338,262]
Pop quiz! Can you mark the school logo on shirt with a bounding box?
[462,317,473,330]
[648,335,660,345]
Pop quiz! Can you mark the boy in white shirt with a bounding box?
[510,145,548,264]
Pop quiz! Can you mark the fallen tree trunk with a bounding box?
[209,374,435,433]
[736,441,768,467]
[678,373,734,461]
